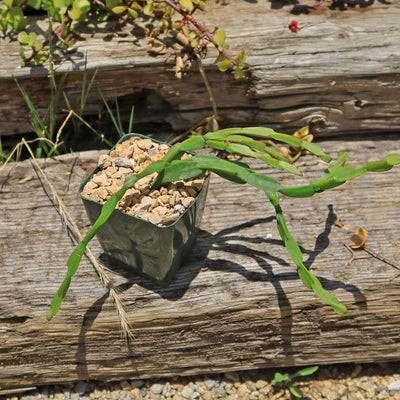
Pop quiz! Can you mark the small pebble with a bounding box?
[81,136,205,227]
[4,364,400,400]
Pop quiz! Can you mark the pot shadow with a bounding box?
[75,205,367,376]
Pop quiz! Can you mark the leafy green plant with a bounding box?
[14,71,68,158]
[47,127,400,320]
[99,91,135,139]
[271,366,319,398]
[2,0,245,76]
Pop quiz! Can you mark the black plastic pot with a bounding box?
[79,133,209,285]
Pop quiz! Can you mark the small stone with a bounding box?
[259,386,270,396]
[255,379,268,389]
[204,379,218,390]
[181,385,194,399]
[98,154,112,169]
[378,390,389,399]
[150,383,164,395]
[110,149,119,158]
[118,167,133,175]
[137,138,153,150]
[181,197,195,208]
[84,181,98,190]
[201,392,213,400]
[160,212,179,225]
[148,190,160,198]
[120,145,135,158]
[237,383,249,396]
[135,196,153,214]
[189,179,204,192]
[105,166,118,177]
[150,152,165,162]
[157,194,171,205]
[184,186,198,197]
[174,204,186,214]
[389,380,400,393]
[96,186,109,200]
[148,214,163,225]
[162,382,175,398]
[92,172,109,186]
[131,388,143,400]
[159,144,170,151]
[114,157,135,168]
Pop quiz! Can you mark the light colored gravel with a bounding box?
[2,362,400,400]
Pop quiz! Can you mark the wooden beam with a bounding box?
[0,1,399,136]
[0,135,400,390]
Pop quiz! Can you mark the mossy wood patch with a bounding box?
[0,135,399,390]
[0,1,400,136]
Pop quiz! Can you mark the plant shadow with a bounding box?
[100,205,365,306]
[76,205,366,376]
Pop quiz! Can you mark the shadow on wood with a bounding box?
[1,135,399,390]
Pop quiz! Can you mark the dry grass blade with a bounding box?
[20,138,135,339]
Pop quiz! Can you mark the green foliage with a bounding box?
[14,70,69,158]
[47,127,400,320]
[99,91,135,139]
[2,0,246,77]
[271,366,319,398]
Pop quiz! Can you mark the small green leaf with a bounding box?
[33,41,43,51]
[54,0,66,8]
[191,37,200,47]
[68,6,81,19]
[74,0,90,12]
[127,7,138,17]
[218,59,231,72]
[17,30,29,44]
[214,53,226,64]
[234,67,244,79]
[271,372,290,385]
[106,0,120,9]
[9,7,26,30]
[112,5,127,13]
[28,32,36,46]
[179,0,193,10]
[300,140,331,163]
[289,385,303,398]
[143,1,153,15]
[235,50,246,65]
[294,366,319,377]
[27,0,41,9]
[130,2,143,10]
[213,29,226,46]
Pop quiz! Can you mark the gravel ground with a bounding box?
[2,362,400,400]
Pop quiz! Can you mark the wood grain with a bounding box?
[0,1,399,136]
[1,135,400,390]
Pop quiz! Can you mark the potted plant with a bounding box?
[78,133,210,285]
[47,127,400,320]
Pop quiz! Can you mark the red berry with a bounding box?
[289,20,299,33]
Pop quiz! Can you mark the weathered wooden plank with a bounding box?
[0,1,399,136]
[0,135,400,390]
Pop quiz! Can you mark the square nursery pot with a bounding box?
[79,133,209,285]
